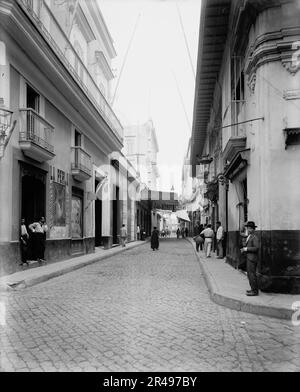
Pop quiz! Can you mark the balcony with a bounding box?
[71,147,92,182]
[16,0,123,142]
[19,109,55,162]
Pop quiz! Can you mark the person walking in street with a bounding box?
[181,227,185,238]
[151,226,160,251]
[200,224,214,258]
[29,217,48,263]
[176,228,180,239]
[20,218,29,266]
[185,227,189,238]
[137,225,140,241]
[194,222,204,251]
[193,233,204,253]
[216,221,224,259]
[240,221,260,296]
[120,224,127,247]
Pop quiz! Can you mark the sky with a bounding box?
[99,0,201,194]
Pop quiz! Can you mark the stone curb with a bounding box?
[187,238,293,320]
[0,240,149,292]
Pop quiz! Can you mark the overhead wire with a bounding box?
[175,1,196,81]
[111,12,141,107]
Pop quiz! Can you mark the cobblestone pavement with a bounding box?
[1,239,300,372]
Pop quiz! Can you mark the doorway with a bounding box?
[21,163,46,228]
[95,179,102,247]
[21,175,45,226]
[21,166,46,260]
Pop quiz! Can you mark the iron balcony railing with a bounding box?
[17,0,123,142]
[19,108,54,153]
[71,146,92,176]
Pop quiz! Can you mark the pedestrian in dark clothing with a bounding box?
[20,218,29,266]
[176,228,180,239]
[193,234,204,253]
[198,224,204,250]
[240,221,259,296]
[185,227,189,238]
[151,227,160,251]
[29,217,48,263]
[140,229,145,241]
[193,222,200,236]
[181,227,185,238]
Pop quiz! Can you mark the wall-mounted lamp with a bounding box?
[196,154,213,165]
[217,174,229,189]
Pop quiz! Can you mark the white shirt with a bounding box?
[120,227,127,237]
[21,225,28,237]
[29,222,48,233]
[200,228,214,239]
[216,226,224,241]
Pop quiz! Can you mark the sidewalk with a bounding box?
[0,240,148,292]
[187,238,300,320]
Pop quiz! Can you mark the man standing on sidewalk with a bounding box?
[200,224,214,258]
[216,221,224,259]
[29,217,48,264]
[240,221,259,296]
[120,224,127,247]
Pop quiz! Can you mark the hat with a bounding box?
[245,221,257,229]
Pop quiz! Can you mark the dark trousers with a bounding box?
[33,233,45,260]
[247,260,258,292]
[20,241,28,264]
[196,242,203,252]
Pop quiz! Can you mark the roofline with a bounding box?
[190,0,231,175]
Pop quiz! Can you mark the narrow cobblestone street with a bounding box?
[1,239,300,372]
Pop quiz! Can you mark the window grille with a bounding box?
[231,55,245,136]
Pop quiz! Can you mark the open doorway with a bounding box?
[21,175,45,225]
[21,165,46,260]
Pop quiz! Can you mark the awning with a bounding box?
[175,210,191,222]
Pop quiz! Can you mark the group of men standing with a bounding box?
[193,220,259,297]
[193,221,225,259]
[20,217,48,266]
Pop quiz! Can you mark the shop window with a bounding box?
[71,188,83,239]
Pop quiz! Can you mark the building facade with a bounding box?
[191,0,300,293]
[123,119,160,191]
[181,139,205,233]
[0,0,137,276]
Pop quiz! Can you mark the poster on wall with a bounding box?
[53,182,66,226]
[71,196,82,238]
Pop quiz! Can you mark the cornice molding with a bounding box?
[283,89,300,100]
[223,137,247,164]
[95,51,114,80]
[245,27,300,77]
[247,72,257,94]
[75,4,95,43]
[84,0,116,59]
